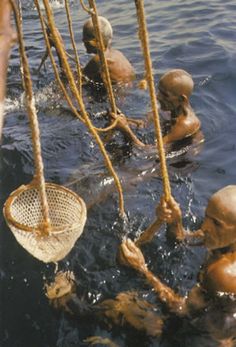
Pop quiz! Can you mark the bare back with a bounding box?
[83,48,135,84]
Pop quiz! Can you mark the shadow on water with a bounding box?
[1,0,236,346]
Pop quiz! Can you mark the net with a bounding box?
[3,182,87,263]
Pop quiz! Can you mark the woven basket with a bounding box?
[3,182,87,263]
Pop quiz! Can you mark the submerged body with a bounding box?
[83,17,135,85]
[83,48,135,84]
[119,186,236,345]
[157,69,202,147]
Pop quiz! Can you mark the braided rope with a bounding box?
[41,0,125,216]
[64,0,83,96]
[10,0,51,235]
[80,0,146,147]
[86,0,117,114]
[94,116,121,132]
[134,0,171,201]
[35,0,85,124]
[80,0,93,14]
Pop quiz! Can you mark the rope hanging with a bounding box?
[35,1,139,138]
[134,0,173,246]
[80,0,146,148]
[82,0,117,114]
[10,0,51,235]
[64,0,83,96]
[4,0,87,263]
[35,0,85,124]
[35,6,122,136]
[134,0,171,201]
[39,0,125,216]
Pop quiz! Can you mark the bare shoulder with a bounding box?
[105,48,135,83]
[180,110,200,127]
[105,48,130,62]
[176,110,201,137]
[164,110,201,144]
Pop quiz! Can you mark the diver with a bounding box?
[156,69,204,150]
[45,186,236,345]
[119,185,236,346]
[82,16,135,85]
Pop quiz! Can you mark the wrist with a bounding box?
[167,222,185,241]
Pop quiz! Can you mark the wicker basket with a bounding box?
[3,182,87,263]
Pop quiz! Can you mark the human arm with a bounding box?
[157,196,205,244]
[134,195,184,246]
[119,239,187,315]
[156,195,186,241]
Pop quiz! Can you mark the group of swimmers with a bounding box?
[45,15,236,347]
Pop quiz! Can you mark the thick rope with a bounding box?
[87,0,116,114]
[41,0,125,216]
[82,0,117,114]
[64,0,83,96]
[80,0,146,148]
[133,0,173,246]
[94,116,121,132]
[134,0,171,200]
[35,0,85,124]
[80,0,93,14]
[10,0,51,235]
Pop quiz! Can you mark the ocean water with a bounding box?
[1,0,236,346]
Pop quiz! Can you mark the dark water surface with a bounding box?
[1,1,236,346]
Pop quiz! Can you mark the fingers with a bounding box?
[119,239,147,273]
[120,238,137,259]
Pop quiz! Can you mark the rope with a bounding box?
[10,0,51,235]
[79,0,93,14]
[64,0,83,96]
[134,0,171,201]
[83,0,117,114]
[80,0,146,147]
[94,116,121,132]
[35,0,85,124]
[40,0,125,216]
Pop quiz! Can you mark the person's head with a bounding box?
[201,185,236,250]
[83,16,113,54]
[157,69,194,112]
[202,252,236,295]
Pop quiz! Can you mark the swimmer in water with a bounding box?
[82,16,135,85]
[157,69,203,148]
[119,185,236,345]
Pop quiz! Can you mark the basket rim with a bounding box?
[3,181,87,233]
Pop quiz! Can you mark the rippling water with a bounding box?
[1,1,236,346]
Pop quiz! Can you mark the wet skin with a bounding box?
[118,186,236,343]
[45,187,236,343]
[157,185,236,251]
[83,39,135,85]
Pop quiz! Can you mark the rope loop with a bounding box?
[80,0,94,15]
